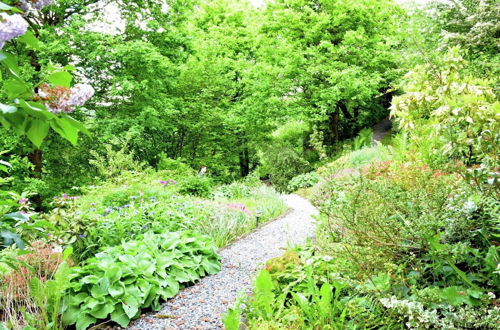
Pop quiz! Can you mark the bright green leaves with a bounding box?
[63,231,221,329]
[26,119,49,148]
[0,34,90,149]
[17,30,41,50]
[4,79,31,99]
[47,71,72,88]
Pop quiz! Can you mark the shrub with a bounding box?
[259,145,311,192]
[89,142,145,180]
[391,47,499,166]
[287,172,320,193]
[212,181,252,199]
[178,176,213,197]
[62,231,221,329]
[156,154,195,177]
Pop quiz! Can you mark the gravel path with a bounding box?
[129,194,318,330]
[372,117,392,143]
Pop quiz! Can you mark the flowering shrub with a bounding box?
[37,83,94,114]
[391,47,499,166]
[0,2,92,148]
[0,12,28,49]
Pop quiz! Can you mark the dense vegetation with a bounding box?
[0,0,498,329]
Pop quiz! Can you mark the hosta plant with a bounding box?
[62,230,221,329]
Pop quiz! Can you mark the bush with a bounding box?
[156,154,195,177]
[178,175,213,197]
[62,231,221,329]
[391,47,499,166]
[259,145,311,192]
[287,172,320,193]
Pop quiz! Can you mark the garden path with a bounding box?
[129,194,318,330]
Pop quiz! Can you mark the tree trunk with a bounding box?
[28,149,43,178]
[329,110,340,142]
[239,147,250,177]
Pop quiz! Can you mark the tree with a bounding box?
[259,0,403,148]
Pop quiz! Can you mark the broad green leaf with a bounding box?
[62,305,80,325]
[75,313,96,330]
[105,266,123,284]
[47,71,72,88]
[89,302,115,319]
[0,52,21,78]
[26,119,49,148]
[63,114,91,135]
[4,79,30,99]
[17,31,40,50]
[51,118,79,146]
[0,3,14,10]
[111,304,130,327]
[18,100,55,120]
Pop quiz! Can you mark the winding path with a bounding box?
[129,194,318,330]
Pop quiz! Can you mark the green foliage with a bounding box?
[352,128,373,151]
[43,170,285,258]
[24,248,73,330]
[287,172,320,193]
[178,175,213,197]
[157,154,195,177]
[62,231,221,329]
[89,141,145,180]
[391,47,499,166]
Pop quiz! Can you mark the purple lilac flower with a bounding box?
[31,0,54,10]
[79,234,86,238]
[38,83,94,114]
[68,84,94,107]
[0,13,28,49]
[16,1,30,12]
[18,198,29,204]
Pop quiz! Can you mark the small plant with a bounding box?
[287,172,320,192]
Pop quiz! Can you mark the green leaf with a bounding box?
[0,3,14,10]
[108,283,125,297]
[47,71,72,88]
[75,313,96,330]
[89,302,115,319]
[50,118,79,146]
[63,114,90,136]
[17,31,40,50]
[18,100,55,120]
[62,305,80,325]
[111,304,130,327]
[0,103,17,114]
[0,52,21,79]
[26,119,49,148]
[4,79,31,99]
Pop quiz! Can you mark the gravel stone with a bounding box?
[129,194,318,330]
